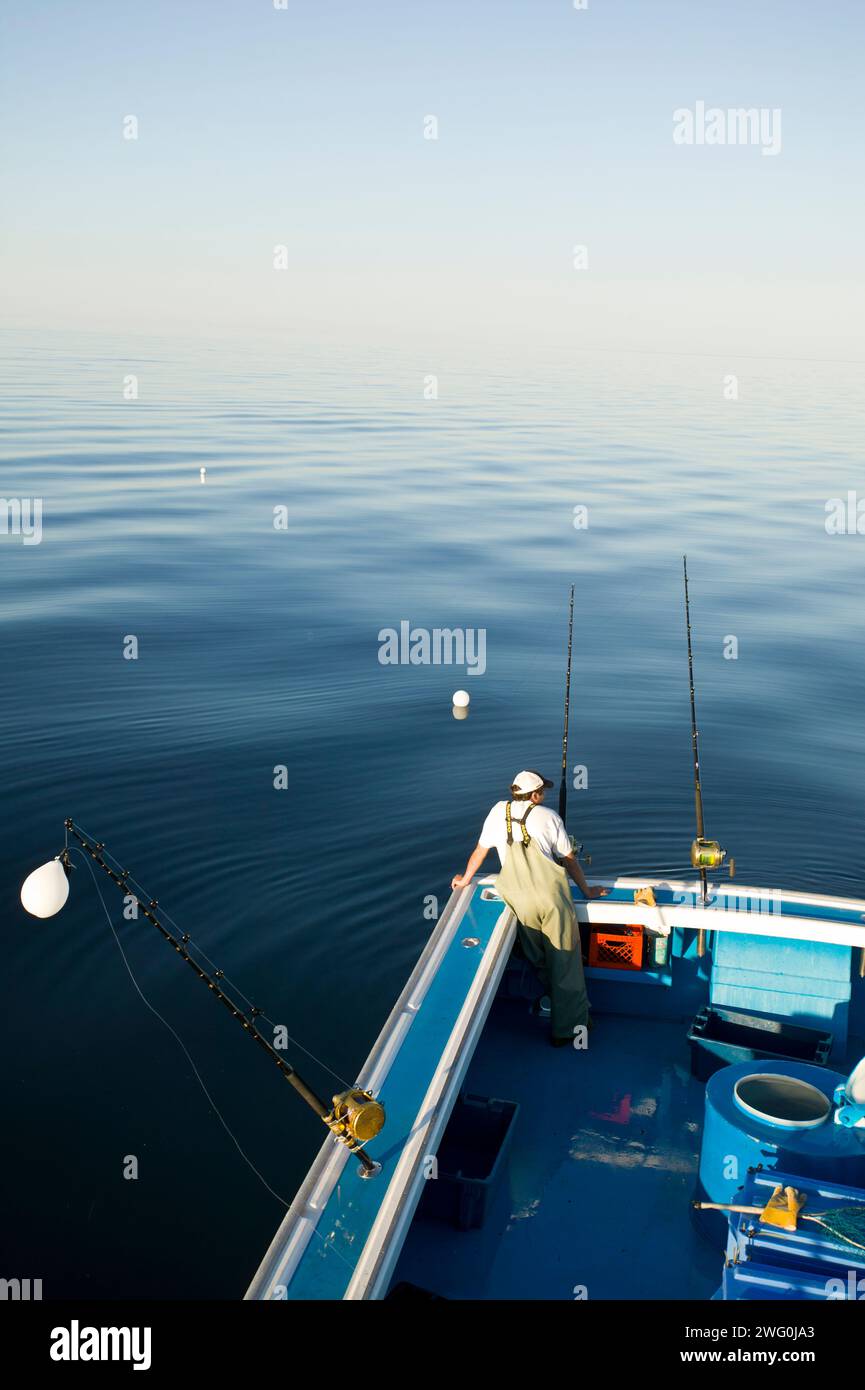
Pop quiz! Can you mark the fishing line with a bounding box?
[73,845,383,1273]
[69,819,355,1091]
[75,847,291,1207]
[69,844,374,1274]
[70,820,259,1005]
[62,820,386,1183]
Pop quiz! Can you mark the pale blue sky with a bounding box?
[1,0,863,356]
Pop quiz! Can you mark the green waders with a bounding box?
[495,802,590,1040]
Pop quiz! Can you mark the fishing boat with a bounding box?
[244,873,865,1301]
[245,565,865,1302]
[20,565,865,1304]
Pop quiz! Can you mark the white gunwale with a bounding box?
[244,881,479,1300]
[344,903,516,1299]
[480,876,865,949]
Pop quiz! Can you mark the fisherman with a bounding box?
[451,770,609,1046]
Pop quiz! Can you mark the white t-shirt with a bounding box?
[479,800,572,869]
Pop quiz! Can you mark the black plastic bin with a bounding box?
[419,1093,519,1231]
[688,1005,832,1082]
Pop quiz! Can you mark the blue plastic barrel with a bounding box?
[694,1059,865,1246]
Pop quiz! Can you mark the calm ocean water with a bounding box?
[2,328,864,1297]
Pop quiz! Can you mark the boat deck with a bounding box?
[390,1002,737,1300]
[246,876,865,1302]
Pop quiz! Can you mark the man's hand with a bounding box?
[562,853,610,898]
[451,873,471,890]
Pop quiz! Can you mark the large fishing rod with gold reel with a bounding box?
[683,557,735,954]
[20,820,385,1176]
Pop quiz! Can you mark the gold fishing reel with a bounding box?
[325,1088,386,1148]
[691,838,735,877]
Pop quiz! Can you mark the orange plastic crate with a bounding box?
[588,925,644,971]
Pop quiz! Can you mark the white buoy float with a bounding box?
[20,858,70,918]
[452,690,470,708]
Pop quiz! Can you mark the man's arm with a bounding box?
[562,853,608,899]
[451,843,490,890]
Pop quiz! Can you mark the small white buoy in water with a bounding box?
[452,690,470,708]
[21,858,70,918]
[200,467,207,484]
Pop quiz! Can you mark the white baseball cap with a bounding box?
[511,769,553,793]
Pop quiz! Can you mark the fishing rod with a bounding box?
[683,556,708,907]
[682,557,733,949]
[21,820,385,1176]
[558,583,575,823]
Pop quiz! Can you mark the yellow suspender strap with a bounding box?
[505,801,532,848]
